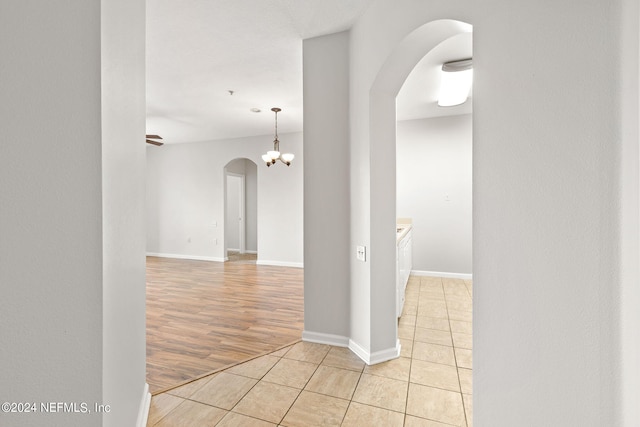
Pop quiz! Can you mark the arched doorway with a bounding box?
[224,158,258,262]
[395,32,473,287]
[367,19,473,358]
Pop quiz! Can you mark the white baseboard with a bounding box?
[302,331,349,347]
[146,252,227,262]
[348,339,401,365]
[256,260,304,268]
[348,339,370,363]
[245,250,258,254]
[135,383,151,427]
[411,270,472,280]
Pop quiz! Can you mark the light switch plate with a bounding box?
[356,245,366,262]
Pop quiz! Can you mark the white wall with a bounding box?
[620,1,640,424]
[101,0,148,425]
[302,31,351,345]
[397,115,472,275]
[0,3,103,425]
[304,0,640,424]
[472,2,623,423]
[0,1,146,426]
[245,162,258,252]
[147,133,303,266]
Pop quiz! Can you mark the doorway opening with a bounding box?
[367,18,473,424]
[224,158,258,263]
[395,30,473,280]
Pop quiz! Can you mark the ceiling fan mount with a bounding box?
[146,134,164,146]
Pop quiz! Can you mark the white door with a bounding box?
[225,173,245,253]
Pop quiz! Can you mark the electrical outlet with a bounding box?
[356,246,366,262]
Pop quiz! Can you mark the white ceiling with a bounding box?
[396,32,473,121]
[146,1,472,144]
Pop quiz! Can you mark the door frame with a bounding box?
[225,172,246,254]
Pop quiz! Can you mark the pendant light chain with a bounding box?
[274,108,278,140]
[273,108,279,152]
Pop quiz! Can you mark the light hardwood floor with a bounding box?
[146,256,304,394]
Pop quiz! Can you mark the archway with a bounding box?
[368,19,473,356]
[223,157,258,261]
[396,31,473,278]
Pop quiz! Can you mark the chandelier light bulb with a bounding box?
[281,153,294,165]
[267,150,280,160]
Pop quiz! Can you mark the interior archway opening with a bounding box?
[368,19,473,355]
[395,29,473,311]
[223,157,258,263]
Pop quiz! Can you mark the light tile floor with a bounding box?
[147,276,473,426]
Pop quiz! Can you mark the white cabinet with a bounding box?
[396,227,413,317]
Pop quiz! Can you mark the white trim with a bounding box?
[369,340,402,364]
[256,260,303,268]
[146,252,227,262]
[302,331,350,347]
[226,248,240,252]
[245,250,258,254]
[348,339,370,363]
[135,383,151,427]
[348,339,402,365]
[411,270,472,280]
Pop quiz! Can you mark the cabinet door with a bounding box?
[405,233,412,277]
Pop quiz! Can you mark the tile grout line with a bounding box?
[443,278,470,427]
[225,349,287,418]
[148,396,184,427]
[277,345,332,426]
[402,277,471,427]
[402,276,421,425]
[160,349,289,426]
[337,358,366,426]
[204,345,295,425]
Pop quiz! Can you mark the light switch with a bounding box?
[356,246,366,262]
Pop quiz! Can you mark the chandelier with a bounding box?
[261,107,294,167]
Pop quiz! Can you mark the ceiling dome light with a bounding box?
[438,58,473,107]
[262,108,294,167]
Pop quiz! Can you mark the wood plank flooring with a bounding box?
[146,256,304,394]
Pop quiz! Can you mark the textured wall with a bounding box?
[0,1,103,426]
